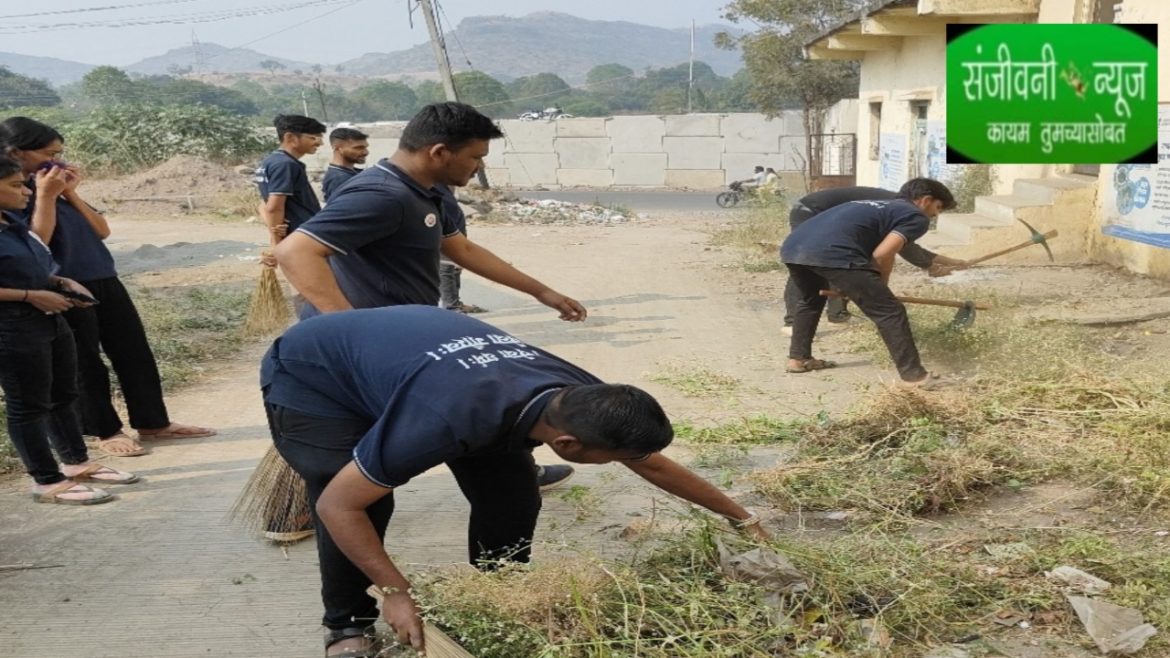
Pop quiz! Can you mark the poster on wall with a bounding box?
[878,133,906,191]
[1101,104,1170,249]
[926,121,965,184]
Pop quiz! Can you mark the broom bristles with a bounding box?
[366,585,477,657]
[244,262,291,336]
[228,445,310,537]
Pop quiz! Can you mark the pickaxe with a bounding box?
[965,218,1057,266]
[820,290,990,328]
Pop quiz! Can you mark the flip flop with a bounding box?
[786,358,838,374]
[32,481,114,505]
[93,435,149,457]
[137,424,217,441]
[66,463,139,485]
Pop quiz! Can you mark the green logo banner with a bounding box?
[946,24,1157,164]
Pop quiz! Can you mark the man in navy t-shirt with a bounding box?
[780,178,956,385]
[260,305,770,656]
[782,185,969,328]
[321,127,369,203]
[276,102,585,323]
[255,115,325,265]
[275,103,586,491]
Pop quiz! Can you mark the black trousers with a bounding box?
[439,260,462,309]
[266,403,542,631]
[66,276,169,438]
[782,205,847,325]
[0,305,89,484]
[785,264,928,382]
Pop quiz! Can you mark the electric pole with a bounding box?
[415,0,490,188]
[687,19,695,114]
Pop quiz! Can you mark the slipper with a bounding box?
[32,481,114,505]
[786,358,838,374]
[65,463,139,485]
[93,435,149,457]
[137,424,217,441]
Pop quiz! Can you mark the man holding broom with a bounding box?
[274,101,585,492]
[261,305,771,657]
[254,114,326,267]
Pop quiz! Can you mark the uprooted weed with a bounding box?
[751,375,1170,526]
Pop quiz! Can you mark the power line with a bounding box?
[0,0,201,20]
[434,0,474,70]
[203,0,369,62]
[0,0,354,34]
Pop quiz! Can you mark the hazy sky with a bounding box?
[0,0,733,66]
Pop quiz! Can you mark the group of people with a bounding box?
[0,99,967,657]
[0,116,216,506]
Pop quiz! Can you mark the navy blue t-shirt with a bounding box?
[260,305,603,487]
[17,189,117,282]
[296,160,460,318]
[254,150,321,232]
[322,164,361,203]
[798,186,896,214]
[0,212,56,294]
[780,199,931,271]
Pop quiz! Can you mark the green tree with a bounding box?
[140,77,258,115]
[352,81,419,120]
[585,63,635,94]
[452,71,510,117]
[558,93,610,117]
[414,80,447,106]
[506,73,570,110]
[719,0,863,134]
[259,60,286,76]
[0,67,61,109]
[65,103,271,174]
[80,66,139,104]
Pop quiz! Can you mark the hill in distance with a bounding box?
[126,43,312,76]
[0,52,95,85]
[340,12,744,83]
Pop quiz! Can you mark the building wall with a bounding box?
[303,113,810,190]
[1087,0,1170,278]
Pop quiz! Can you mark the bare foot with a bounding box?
[326,636,373,657]
[31,480,113,504]
[61,462,139,484]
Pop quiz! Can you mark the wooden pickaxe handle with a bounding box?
[966,229,1059,266]
[820,290,990,310]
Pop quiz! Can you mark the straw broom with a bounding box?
[243,257,291,337]
[228,445,311,542]
[366,585,476,658]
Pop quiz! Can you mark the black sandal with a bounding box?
[324,627,378,658]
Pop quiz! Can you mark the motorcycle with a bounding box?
[715,181,784,208]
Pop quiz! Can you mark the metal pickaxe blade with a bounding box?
[966,221,1059,266]
[1017,218,1055,262]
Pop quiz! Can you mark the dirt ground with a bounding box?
[2,192,1169,656]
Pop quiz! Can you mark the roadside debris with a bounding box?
[1046,565,1112,596]
[1067,595,1157,655]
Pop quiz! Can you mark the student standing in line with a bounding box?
[0,117,216,457]
[0,154,138,503]
[255,115,326,266]
[321,127,369,203]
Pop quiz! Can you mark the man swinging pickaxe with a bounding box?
[964,218,1058,267]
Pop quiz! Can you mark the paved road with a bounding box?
[515,189,721,213]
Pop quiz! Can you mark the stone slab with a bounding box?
[722,113,785,153]
[556,118,609,137]
[665,114,722,136]
[608,116,667,153]
[554,137,611,170]
[663,136,724,170]
[503,153,560,186]
[611,153,668,186]
[498,119,557,153]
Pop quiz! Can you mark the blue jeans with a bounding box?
[0,304,89,484]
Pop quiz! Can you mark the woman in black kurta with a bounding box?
[0,117,216,457]
[0,155,137,503]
